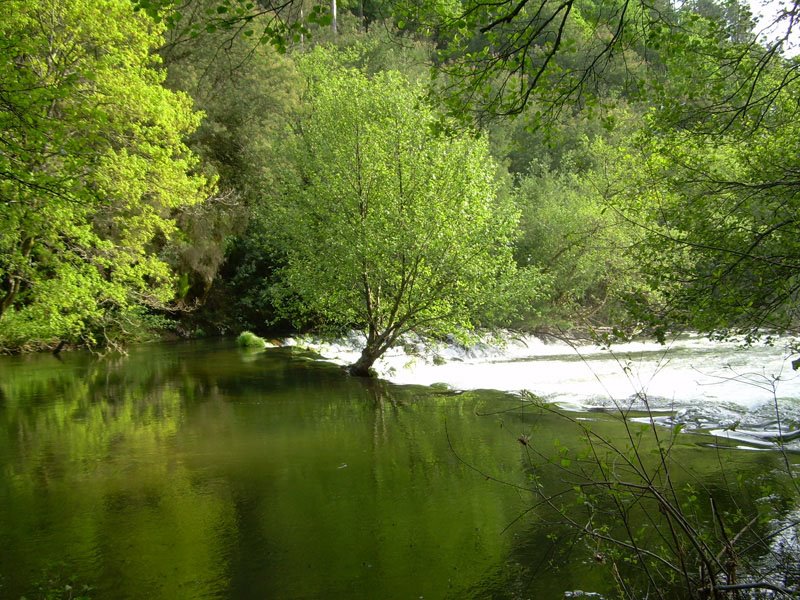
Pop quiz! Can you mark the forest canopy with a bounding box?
[0,0,211,351]
[1,0,799,359]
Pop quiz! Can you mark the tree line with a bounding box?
[1,0,799,372]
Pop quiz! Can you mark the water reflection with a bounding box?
[0,341,796,599]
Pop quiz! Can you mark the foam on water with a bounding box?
[282,332,800,449]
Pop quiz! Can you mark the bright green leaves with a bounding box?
[514,147,647,328]
[606,61,800,341]
[0,0,210,350]
[268,55,538,367]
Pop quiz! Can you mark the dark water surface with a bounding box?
[0,340,795,599]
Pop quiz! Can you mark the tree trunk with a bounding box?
[0,236,34,319]
[348,345,380,377]
[300,6,304,47]
[0,278,20,319]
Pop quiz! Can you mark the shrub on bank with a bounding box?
[236,331,266,349]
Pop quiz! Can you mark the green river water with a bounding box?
[0,340,796,599]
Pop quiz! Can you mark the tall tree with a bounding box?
[270,58,537,375]
[610,76,800,343]
[160,7,302,311]
[0,0,210,351]
[580,8,800,344]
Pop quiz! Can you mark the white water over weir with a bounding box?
[280,332,800,451]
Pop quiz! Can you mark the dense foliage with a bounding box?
[615,39,800,343]
[0,0,210,351]
[269,59,539,372]
[1,0,798,358]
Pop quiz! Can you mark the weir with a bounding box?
[287,332,800,450]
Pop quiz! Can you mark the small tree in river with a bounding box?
[271,63,534,376]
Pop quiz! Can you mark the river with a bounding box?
[0,337,797,598]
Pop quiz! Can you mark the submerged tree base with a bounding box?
[347,365,372,377]
[347,361,376,378]
[347,347,382,377]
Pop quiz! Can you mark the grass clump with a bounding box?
[236,331,266,349]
